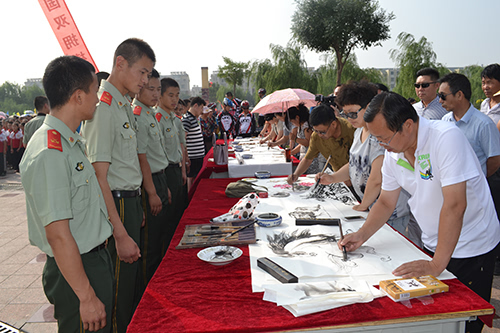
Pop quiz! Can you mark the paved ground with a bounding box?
[1,169,500,332]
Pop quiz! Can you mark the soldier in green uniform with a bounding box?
[23,95,50,146]
[132,69,171,292]
[20,56,114,332]
[80,38,155,333]
[156,78,187,249]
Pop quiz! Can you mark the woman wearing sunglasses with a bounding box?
[317,81,410,235]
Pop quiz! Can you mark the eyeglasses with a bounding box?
[414,82,436,89]
[376,128,400,147]
[438,92,454,101]
[340,106,363,119]
[313,121,332,135]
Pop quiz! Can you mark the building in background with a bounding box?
[191,85,201,96]
[378,68,400,90]
[24,78,43,90]
[160,72,191,98]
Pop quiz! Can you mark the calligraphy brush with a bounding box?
[221,220,258,241]
[338,219,348,261]
[311,155,331,193]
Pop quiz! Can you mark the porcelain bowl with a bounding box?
[255,170,271,179]
[256,213,282,227]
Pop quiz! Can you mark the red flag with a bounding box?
[38,0,98,72]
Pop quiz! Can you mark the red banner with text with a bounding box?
[38,0,98,71]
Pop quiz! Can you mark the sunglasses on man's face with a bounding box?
[414,82,436,89]
[437,92,454,101]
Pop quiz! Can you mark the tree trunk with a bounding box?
[335,51,344,86]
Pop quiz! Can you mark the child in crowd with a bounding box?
[0,120,6,177]
[10,122,23,172]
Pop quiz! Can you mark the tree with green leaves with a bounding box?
[315,54,383,95]
[0,81,45,115]
[250,43,316,97]
[390,32,448,99]
[460,65,484,109]
[208,81,220,103]
[291,0,394,86]
[217,57,249,96]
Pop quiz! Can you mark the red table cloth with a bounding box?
[128,178,495,333]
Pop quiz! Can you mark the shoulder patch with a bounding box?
[155,113,162,123]
[100,91,112,106]
[133,105,142,116]
[47,130,63,152]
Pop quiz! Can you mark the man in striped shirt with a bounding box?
[182,96,206,191]
[412,67,448,120]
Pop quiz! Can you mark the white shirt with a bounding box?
[381,117,500,258]
[480,98,500,125]
[238,113,253,134]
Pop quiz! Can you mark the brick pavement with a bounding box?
[0,170,57,332]
[1,168,500,332]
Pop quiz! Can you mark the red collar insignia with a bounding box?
[100,91,112,106]
[133,105,142,116]
[47,130,62,152]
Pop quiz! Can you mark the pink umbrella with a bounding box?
[251,88,317,114]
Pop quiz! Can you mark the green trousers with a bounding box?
[108,196,142,333]
[43,247,113,333]
[164,166,186,251]
[137,172,170,296]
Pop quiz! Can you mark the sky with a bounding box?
[1,0,499,89]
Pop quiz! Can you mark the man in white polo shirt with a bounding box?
[341,92,500,333]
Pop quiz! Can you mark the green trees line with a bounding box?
[0,82,44,115]
[0,0,489,112]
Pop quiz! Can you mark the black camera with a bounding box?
[315,94,336,106]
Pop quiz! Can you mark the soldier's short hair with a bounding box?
[43,56,95,110]
[113,38,156,67]
[151,68,160,79]
[160,78,179,95]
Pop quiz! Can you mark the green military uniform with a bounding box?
[155,106,186,249]
[132,100,170,292]
[23,113,47,145]
[81,80,143,333]
[20,115,114,333]
[305,117,356,171]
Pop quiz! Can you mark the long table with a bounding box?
[188,147,299,200]
[128,178,495,333]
